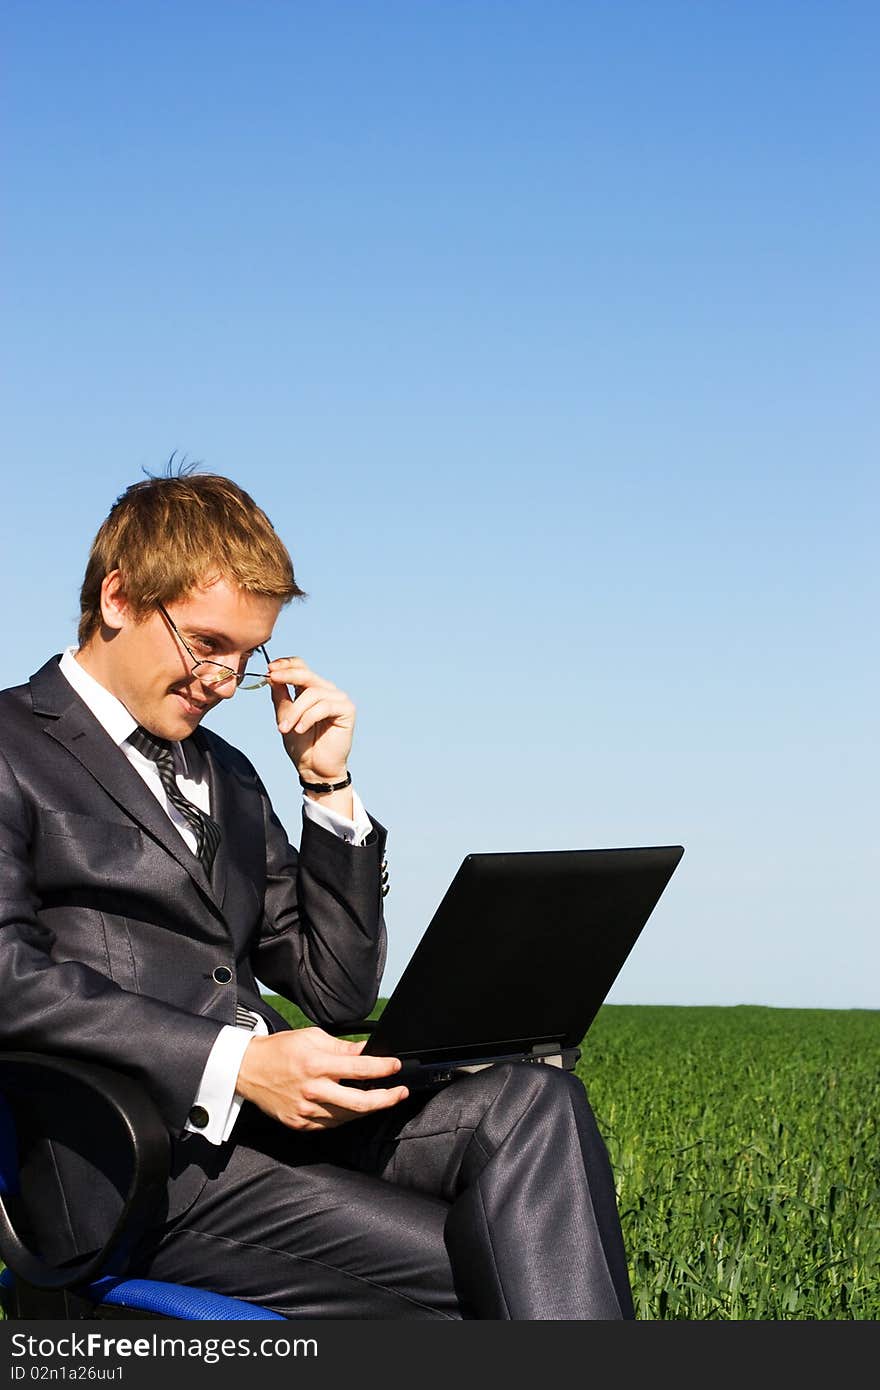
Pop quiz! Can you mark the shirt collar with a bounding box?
[59,647,139,747]
[57,648,190,773]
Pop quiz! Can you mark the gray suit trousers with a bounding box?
[128,1063,634,1320]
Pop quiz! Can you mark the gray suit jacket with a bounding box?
[0,656,387,1259]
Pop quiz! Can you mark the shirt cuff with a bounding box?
[185,1017,269,1146]
[302,787,373,845]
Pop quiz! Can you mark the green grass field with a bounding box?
[269,998,880,1320]
[3,1004,876,1319]
[579,1004,878,1319]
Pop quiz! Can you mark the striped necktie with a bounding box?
[127,725,222,875]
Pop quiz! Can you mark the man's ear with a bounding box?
[100,570,130,632]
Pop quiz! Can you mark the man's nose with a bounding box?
[194,668,240,701]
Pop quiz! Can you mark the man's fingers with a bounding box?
[266,660,330,711]
[271,680,352,736]
[314,1082,410,1118]
[269,680,291,708]
[269,682,295,729]
[267,658,330,690]
[288,695,348,735]
[293,1031,400,1079]
[322,1050,402,1081]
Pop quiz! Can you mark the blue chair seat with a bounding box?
[0,1265,284,1319]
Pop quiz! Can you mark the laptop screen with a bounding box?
[364,845,684,1063]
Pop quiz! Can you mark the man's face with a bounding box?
[95,575,282,739]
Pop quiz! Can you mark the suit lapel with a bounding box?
[31,659,218,904]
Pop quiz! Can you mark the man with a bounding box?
[0,467,634,1319]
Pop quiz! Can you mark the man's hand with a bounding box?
[267,657,355,785]
[235,1027,408,1131]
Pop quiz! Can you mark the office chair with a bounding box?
[0,1050,286,1320]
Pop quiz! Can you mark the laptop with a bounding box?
[353,844,684,1090]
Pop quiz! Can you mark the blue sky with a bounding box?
[2,1,877,1007]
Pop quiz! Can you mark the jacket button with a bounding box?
[212,966,233,984]
[189,1105,210,1129]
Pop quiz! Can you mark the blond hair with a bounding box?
[78,466,304,646]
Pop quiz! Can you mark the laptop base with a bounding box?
[346,1044,582,1092]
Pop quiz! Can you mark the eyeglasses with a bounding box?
[158,604,271,691]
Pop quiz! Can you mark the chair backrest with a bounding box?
[0,1051,282,1320]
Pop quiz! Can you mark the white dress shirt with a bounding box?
[58,647,373,1143]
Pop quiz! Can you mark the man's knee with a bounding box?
[462,1060,591,1136]
[487,1058,586,1105]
